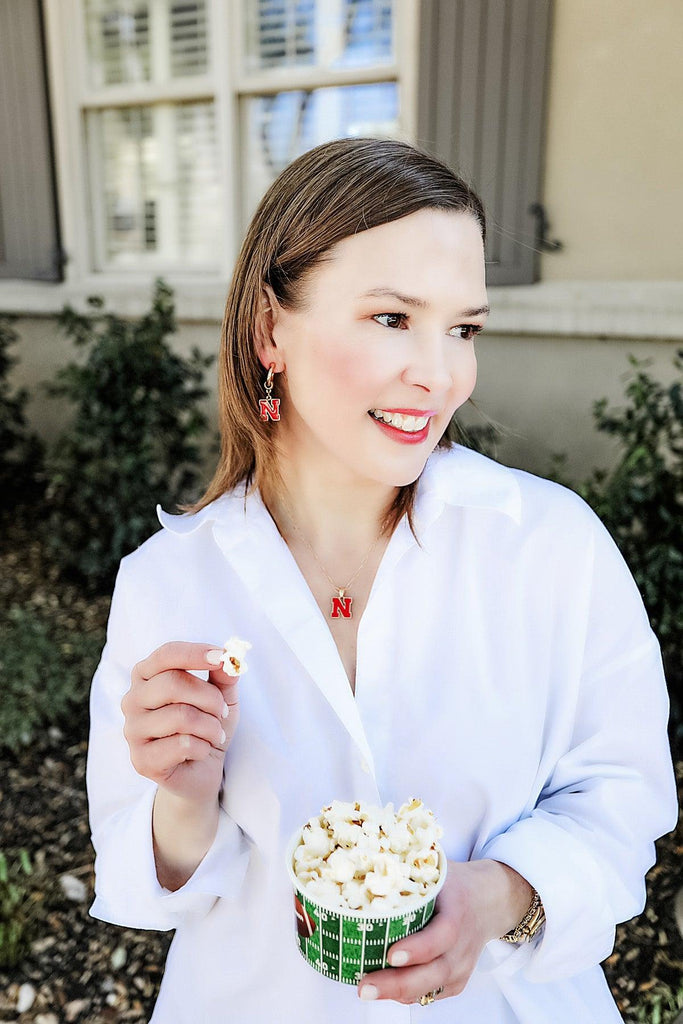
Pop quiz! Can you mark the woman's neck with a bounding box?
[263,460,400,562]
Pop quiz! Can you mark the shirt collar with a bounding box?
[416,444,522,525]
[156,443,521,537]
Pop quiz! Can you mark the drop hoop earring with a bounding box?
[259,363,281,421]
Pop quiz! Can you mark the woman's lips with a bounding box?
[367,412,431,445]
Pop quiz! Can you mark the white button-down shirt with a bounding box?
[87,444,678,1023]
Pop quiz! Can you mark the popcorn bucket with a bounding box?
[286,831,447,985]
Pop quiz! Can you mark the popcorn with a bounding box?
[292,799,443,912]
[217,636,252,676]
[326,849,356,884]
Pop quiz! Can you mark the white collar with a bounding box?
[417,444,521,523]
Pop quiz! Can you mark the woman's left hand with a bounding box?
[357,859,533,1005]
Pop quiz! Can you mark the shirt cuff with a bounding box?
[477,818,617,982]
[90,785,251,930]
[477,929,544,976]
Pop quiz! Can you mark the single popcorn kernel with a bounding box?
[219,636,252,676]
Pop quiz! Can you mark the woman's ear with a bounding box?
[254,284,280,369]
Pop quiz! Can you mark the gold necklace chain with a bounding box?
[278,493,386,617]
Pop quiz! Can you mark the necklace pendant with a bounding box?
[331,588,353,619]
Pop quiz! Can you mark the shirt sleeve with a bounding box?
[477,507,679,982]
[86,557,251,931]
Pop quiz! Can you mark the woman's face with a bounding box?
[261,208,488,490]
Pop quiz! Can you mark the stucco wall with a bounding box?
[465,334,680,479]
[540,0,683,281]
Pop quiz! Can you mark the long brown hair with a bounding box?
[187,136,486,538]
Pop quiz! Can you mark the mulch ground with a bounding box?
[1,519,681,1023]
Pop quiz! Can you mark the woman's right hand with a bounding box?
[121,641,241,807]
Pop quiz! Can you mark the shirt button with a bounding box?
[359,757,371,775]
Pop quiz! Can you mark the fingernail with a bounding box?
[206,649,224,666]
[179,735,191,749]
[221,701,230,719]
[360,984,378,1001]
[389,950,410,967]
[219,729,226,745]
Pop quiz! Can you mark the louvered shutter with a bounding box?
[169,1,209,77]
[0,0,62,281]
[417,0,553,285]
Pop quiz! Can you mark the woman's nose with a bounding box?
[400,335,454,394]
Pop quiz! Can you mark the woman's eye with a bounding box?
[373,314,483,340]
[373,313,408,329]
[449,324,482,341]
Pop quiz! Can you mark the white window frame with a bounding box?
[40,0,420,306]
[43,0,233,284]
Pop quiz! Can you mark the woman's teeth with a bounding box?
[369,409,430,432]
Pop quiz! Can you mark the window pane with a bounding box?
[84,0,208,87]
[242,82,398,218]
[87,102,221,267]
[243,0,394,72]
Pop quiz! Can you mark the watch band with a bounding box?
[499,887,546,943]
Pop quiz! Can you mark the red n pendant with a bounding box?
[259,398,281,421]
[331,592,353,619]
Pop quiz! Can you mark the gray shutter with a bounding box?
[417,0,553,285]
[0,0,62,281]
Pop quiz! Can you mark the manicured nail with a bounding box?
[389,950,410,967]
[360,984,378,1001]
[221,701,230,719]
[219,729,226,745]
[206,649,224,666]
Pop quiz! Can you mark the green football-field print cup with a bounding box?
[286,831,448,985]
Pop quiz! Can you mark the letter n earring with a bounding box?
[259,363,281,421]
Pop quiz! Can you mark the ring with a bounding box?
[418,986,444,1005]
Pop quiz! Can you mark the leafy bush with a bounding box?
[0,316,44,512]
[548,351,683,752]
[633,979,683,1024]
[43,279,213,592]
[0,849,43,969]
[0,605,104,753]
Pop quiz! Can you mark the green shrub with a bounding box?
[549,351,683,752]
[632,979,683,1024]
[43,279,213,592]
[0,849,43,969]
[0,605,104,753]
[0,316,44,513]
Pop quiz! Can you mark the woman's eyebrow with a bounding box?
[360,287,489,317]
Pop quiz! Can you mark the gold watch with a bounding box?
[499,887,546,943]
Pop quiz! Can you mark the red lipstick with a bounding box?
[368,412,432,445]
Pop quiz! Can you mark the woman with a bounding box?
[87,137,678,1022]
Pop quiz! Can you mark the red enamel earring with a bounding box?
[259,363,281,421]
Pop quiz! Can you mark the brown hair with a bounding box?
[187,136,486,538]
